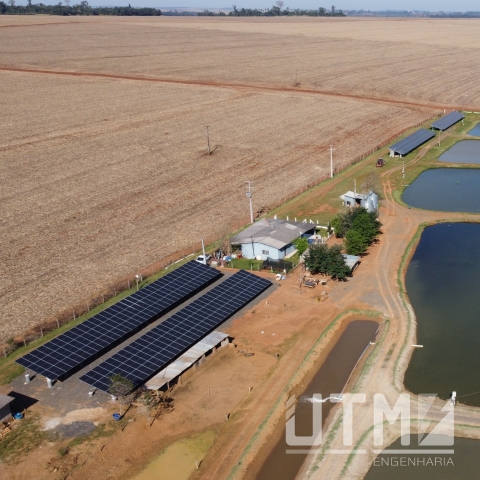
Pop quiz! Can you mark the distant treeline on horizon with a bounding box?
[0,1,162,15]
[199,5,345,16]
[1,3,479,18]
[345,9,480,17]
[0,2,345,16]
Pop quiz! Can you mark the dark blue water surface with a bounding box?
[438,140,480,164]
[468,123,480,136]
[404,223,480,405]
[364,435,479,479]
[402,168,480,212]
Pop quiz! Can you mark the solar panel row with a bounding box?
[80,270,272,393]
[431,111,464,131]
[389,129,435,156]
[16,261,222,380]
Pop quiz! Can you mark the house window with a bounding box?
[262,250,269,255]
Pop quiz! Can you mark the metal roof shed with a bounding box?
[431,111,464,131]
[389,129,435,157]
[144,331,229,390]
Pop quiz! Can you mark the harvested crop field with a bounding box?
[1,16,477,340]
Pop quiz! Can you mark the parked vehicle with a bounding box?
[376,158,386,167]
[195,254,211,265]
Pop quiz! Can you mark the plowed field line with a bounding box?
[0,66,470,111]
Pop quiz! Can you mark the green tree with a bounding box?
[293,237,308,255]
[345,228,368,256]
[326,244,351,280]
[304,244,351,280]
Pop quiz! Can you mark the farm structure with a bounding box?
[389,129,436,157]
[431,110,465,131]
[341,190,378,212]
[343,254,361,272]
[145,331,231,391]
[230,219,315,260]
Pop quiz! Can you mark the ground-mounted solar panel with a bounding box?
[431,111,464,131]
[80,270,272,392]
[389,129,436,157]
[16,261,222,380]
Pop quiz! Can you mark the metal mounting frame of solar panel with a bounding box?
[80,270,272,393]
[16,261,222,381]
[389,129,436,157]
[431,111,464,131]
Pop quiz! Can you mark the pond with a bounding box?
[364,435,480,480]
[402,168,480,213]
[438,140,480,164]
[468,123,480,136]
[404,223,480,406]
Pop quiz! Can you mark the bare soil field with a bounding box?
[0,61,430,340]
[2,17,480,106]
[1,16,478,340]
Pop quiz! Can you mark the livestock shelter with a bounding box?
[230,218,315,260]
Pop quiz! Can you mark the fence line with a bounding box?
[1,112,441,355]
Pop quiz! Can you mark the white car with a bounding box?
[195,254,211,265]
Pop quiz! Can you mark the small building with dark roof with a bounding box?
[230,218,315,260]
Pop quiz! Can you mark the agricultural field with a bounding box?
[1,16,478,341]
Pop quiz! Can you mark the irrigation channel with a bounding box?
[252,320,379,480]
[363,435,478,479]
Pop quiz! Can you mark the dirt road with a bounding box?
[0,66,475,112]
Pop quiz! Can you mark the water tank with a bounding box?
[370,191,379,210]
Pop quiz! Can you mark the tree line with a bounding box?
[200,4,345,17]
[0,1,162,15]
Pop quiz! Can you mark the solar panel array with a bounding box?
[431,111,464,131]
[16,261,222,380]
[389,129,436,156]
[80,270,272,392]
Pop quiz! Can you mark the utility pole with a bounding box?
[330,145,335,178]
[402,162,405,179]
[245,181,254,224]
[205,126,211,155]
[438,130,441,147]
